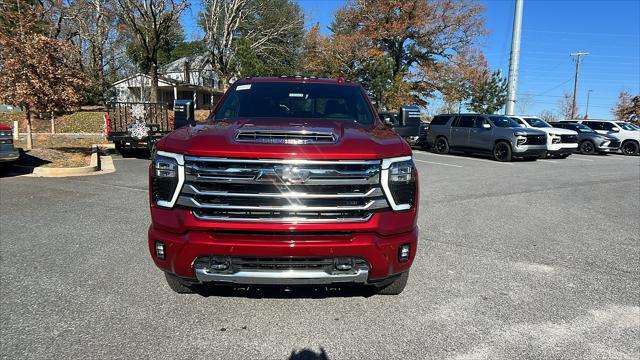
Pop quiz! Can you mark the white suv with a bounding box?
[574,120,639,156]
[510,116,578,158]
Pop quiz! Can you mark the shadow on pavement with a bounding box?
[195,284,377,299]
[288,348,330,360]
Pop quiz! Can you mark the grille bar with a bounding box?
[183,184,382,198]
[177,196,388,212]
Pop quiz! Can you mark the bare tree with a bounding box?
[67,0,123,103]
[558,91,577,120]
[115,0,187,102]
[200,0,304,88]
[539,110,559,123]
[200,0,250,88]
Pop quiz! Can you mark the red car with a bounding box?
[0,124,19,163]
[148,77,419,295]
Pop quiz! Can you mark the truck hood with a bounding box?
[529,127,578,136]
[511,127,548,136]
[157,118,411,160]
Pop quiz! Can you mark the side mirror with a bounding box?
[482,123,491,129]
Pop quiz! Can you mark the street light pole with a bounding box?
[585,89,593,119]
[505,0,524,116]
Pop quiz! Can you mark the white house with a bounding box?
[111,55,224,109]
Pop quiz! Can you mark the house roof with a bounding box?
[111,73,181,87]
[162,55,211,73]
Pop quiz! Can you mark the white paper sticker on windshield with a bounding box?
[289,93,304,98]
[236,84,252,91]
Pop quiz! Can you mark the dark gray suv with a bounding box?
[425,114,547,161]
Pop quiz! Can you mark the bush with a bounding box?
[57,111,104,133]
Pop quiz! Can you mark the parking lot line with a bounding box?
[567,157,593,162]
[414,159,463,168]
[413,151,515,165]
[537,159,559,163]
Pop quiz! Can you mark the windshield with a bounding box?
[214,82,374,125]
[571,123,595,133]
[490,116,521,128]
[524,117,551,128]
[616,122,638,131]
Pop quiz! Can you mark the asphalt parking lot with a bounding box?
[1,151,639,359]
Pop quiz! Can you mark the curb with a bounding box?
[14,145,115,177]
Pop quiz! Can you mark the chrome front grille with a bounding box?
[177,157,388,222]
[235,129,338,144]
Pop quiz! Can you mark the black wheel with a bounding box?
[377,271,409,295]
[493,141,512,162]
[164,272,195,294]
[580,140,596,155]
[621,141,639,156]
[433,137,449,154]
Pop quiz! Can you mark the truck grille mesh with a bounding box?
[177,157,388,222]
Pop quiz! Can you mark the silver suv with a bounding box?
[426,114,547,162]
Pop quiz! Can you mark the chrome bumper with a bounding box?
[194,267,370,285]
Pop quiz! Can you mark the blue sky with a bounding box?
[183,0,640,118]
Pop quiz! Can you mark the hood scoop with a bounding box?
[235,128,338,145]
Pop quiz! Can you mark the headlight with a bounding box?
[516,136,527,146]
[552,137,561,144]
[381,157,417,211]
[0,130,12,137]
[151,151,184,207]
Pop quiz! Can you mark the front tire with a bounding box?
[493,141,512,162]
[621,141,639,156]
[377,271,409,295]
[433,137,450,154]
[164,273,195,294]
[580,140,596,155]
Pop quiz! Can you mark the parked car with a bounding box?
[379,106,422,146]
[416,122,430,150]
[148,77,419,295]
[509,116,578,158]
[568,119,640,156]
[425,113,547,161]
[0,124,19,164]
[552,122,620,154]
[615,121,639,131]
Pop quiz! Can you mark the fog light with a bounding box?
[334,257,353,271]
[155,241,165,260]
[399,244,411,262]
[210,257,229,271]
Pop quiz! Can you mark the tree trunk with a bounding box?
[26,106,33,150]
[150,63,159,103]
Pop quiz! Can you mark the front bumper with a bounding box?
[148,224,418,284]
[547,147,577,155]
[513,144,546,156]
[0,149,19,162]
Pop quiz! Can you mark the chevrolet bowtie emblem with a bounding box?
[276,166,311,184]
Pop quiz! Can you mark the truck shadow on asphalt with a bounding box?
[288,348,330,360]
[194,284,377,299]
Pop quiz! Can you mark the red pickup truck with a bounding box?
[148,77,419,295]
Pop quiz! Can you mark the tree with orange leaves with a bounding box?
[0,1,88,149]
[324,0,486,108]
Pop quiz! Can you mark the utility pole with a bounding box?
[570,50,589,119]
[585,89,593,119]
[505,0,524,116]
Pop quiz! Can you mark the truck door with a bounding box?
[469,116,493,150]
[450,115,472,147]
